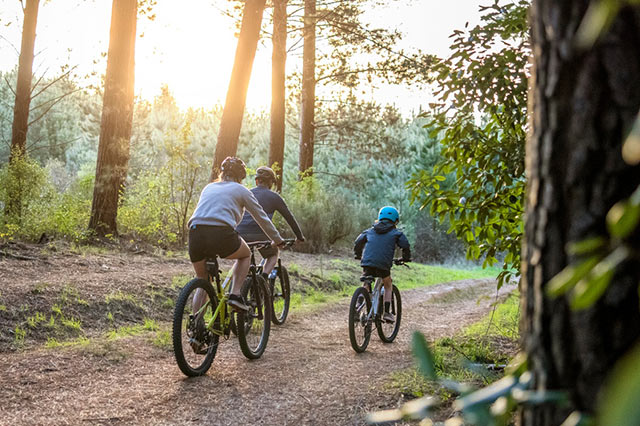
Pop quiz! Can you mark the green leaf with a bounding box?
[546,256,602,298]
[566,236,607,256]
[570,246,630,310]
[560,411,595,426]
[576,0,621,49]
[598,343,640,426]
[455,375,518,411]
[606,200,640,239]
[412,331,437,380]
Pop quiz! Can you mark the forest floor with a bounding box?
[0,241,515,425]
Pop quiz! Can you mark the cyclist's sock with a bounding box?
[384,301,391,313]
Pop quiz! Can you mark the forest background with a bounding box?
[0,0,494,264]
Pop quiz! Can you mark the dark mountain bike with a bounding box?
[172,246,272,377]
[348,259,407,353]
[256,238,296,325]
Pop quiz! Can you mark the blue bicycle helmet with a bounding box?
[378,206,399,223]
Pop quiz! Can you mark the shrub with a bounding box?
[278,175,370,252]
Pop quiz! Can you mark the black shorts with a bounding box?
[362,266,391,279]
[188,225,242,262]
[242,232,278,258]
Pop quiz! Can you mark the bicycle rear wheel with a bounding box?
[271,266,290,325]
[348,287,372,353]
[172,278,220,377]
[237,275,272,359]
[376,285,402,343]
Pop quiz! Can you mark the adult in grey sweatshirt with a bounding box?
[188,157,284,311]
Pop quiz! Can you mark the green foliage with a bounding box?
[408,1,530,287]
[0,154,94,242]
[279,175,370,251]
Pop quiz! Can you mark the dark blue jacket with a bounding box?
[354,220,411,271]
[236,186,304,240]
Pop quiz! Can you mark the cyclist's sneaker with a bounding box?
[228,294,250,311]
[383,312,395,323]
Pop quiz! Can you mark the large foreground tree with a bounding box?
[520,0,640,424]
[211,0,267,180]
[89,0,138,236]
[298,0,315,176]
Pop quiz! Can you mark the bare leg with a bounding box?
[382,276,393,303]
[225,239,251,296]
[191,260,208,313]
[262,247,280,275]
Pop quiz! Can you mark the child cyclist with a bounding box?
[188,157,285,312]
[353,206,411,322]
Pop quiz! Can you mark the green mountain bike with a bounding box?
[172,243,272,377]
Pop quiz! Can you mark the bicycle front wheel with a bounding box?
[271,266,290,325]
[237,275,272,359]
[376,285,402,343]
[348,287,372,353]
[172,278,220,377]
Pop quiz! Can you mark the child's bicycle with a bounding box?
[348,259,407,353]
[172,242,273,377]
[255,238,296,325]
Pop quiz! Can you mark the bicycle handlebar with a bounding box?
[246,238,297,250]
[393,258,411,268]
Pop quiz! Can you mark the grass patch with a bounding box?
[152,328,172,350]
[105,290,141,307]
[107,318,158,340]
[386,292,519,404]
[286,259,500,311]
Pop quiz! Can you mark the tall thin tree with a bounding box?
[6,0,40,219]
[211,0,267,180]
[88,0,138,236]
[521,0,640,424]
[298,0,315,177]
[9,0,39,164]
[269,0,287,191]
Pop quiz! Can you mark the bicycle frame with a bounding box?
[362,277,396,322]
[192,258,235,337]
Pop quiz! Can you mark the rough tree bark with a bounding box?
[521,1,640,424]
[298,0,315,177]
[269,0,287,192]
[211,0,267,181]
[9,0,39,163]
[88,0,137,236]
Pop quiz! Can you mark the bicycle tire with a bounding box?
[271,266,290,325]
[376,285,402,343]
[348,287,372,353]
[172,278,219,377]
[237,275,272,359]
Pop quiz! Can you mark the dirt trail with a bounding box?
[0,244,512,425]
[0,274,509,426]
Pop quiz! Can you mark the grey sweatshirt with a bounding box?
[188,181,284,244]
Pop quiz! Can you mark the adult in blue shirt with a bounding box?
[236,166,305,277]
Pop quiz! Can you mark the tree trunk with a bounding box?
[298,0,315,177]
[269,0,287,192]
[520,1,640,424]
[6,0,39,220]
[211,0,267,181]
[9,0,39,164]
[88,0,137,237]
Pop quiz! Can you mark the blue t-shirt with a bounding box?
[236,186,304,240]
